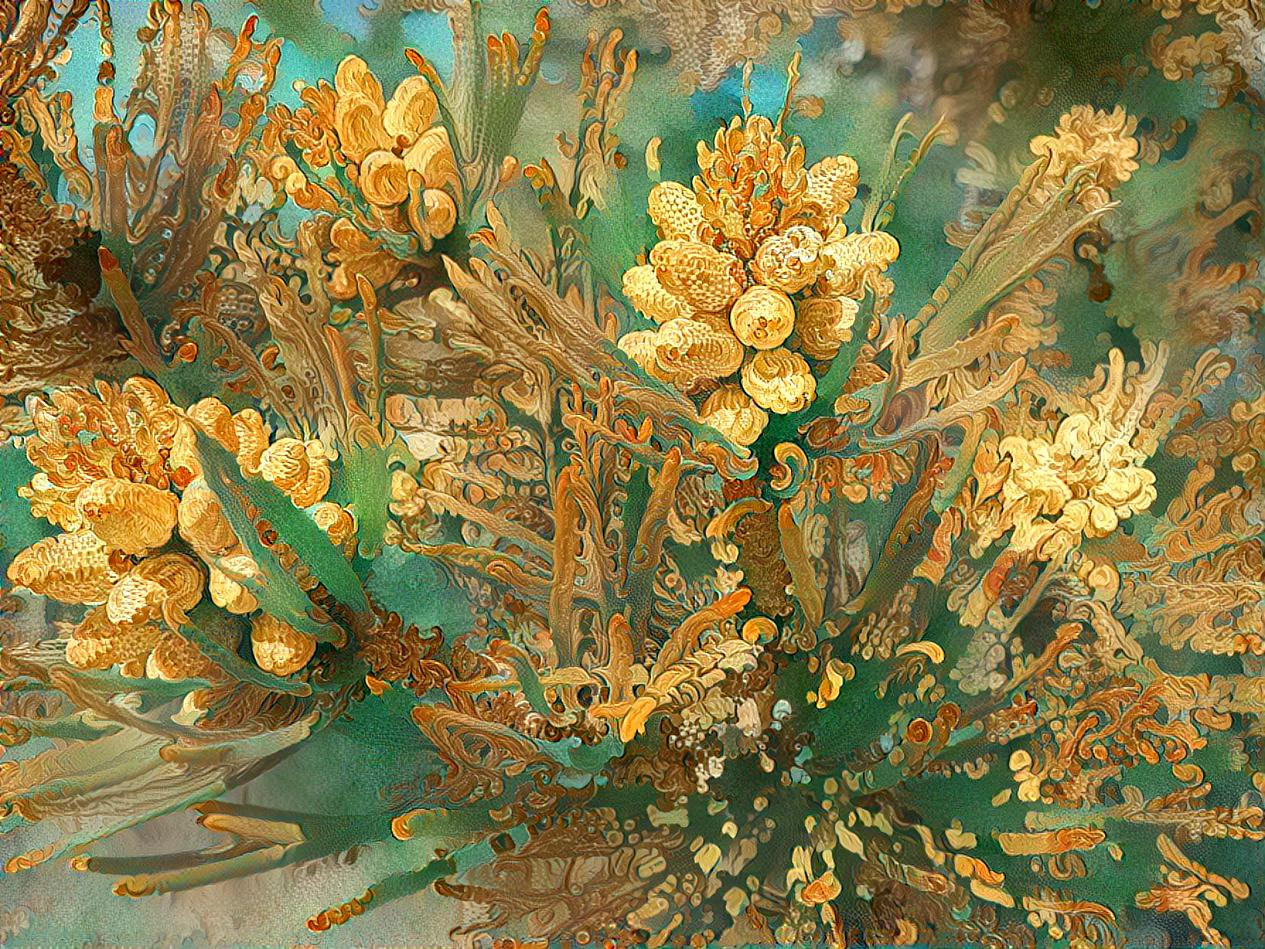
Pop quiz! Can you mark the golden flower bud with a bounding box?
[700,384,768,447]
[651,239,746,313]
[653,318,745,387]
[232,410,271,476]
[420,188,458,241]
[647,181,705,240]
[106,572,167,627]
[147,632,215,682]
[168,420,203,486]
[251,614,317,676]
[383,75,438,141]
[740,347,817,414]
[259,438,331,508]
[107,554,204,629]
[818,231,900,299]
[333,56,388,164]
[65,606,161,676]
[751,225,824,294]
[728,285,796,350]
[178,483,239,559]
[121,377,172,415]
[359,150,409,207]
[404,126,459,192]
[75,479,178,555]
[617,330,666,379]
[805,155,859,228]
[186,398,238,453]
[794,295,860,361]
[7,531,126,605]
[209,563,258,614]
[312,502,358,548]
[622,264,695,324]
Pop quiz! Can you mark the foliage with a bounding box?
[0,1,1262,945]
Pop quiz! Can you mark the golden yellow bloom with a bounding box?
[647,180,705,240]
[168,421,203,486]
[65,607,161,678]
[622,264,696,323]
[21,379,182,527]
[75,479,178,555]
[209,562,259,615]
[232,410,271,476]
[332,56,458,241]
[178,484,239,559]
[817,230,900,300]
[420,188,458,241]
[653,318,745,387]
[651,239,746,313]
[312,502,358,550]
[740,348,817,414]
[7,531,126,605]
[171,406,274,486]
[359,148,409,206]
[751,225,824,294]
[700,384,768,447]
[259,438,331,509]
[20,473,82,533]
[998,412,1157,554]
[251,614,317,676]
[728,285,796,350]
[804,155,860,231]
[972,349,1163,558]
[694,114,809,258]
[795,295,860,361]
[1029,105,1139,190]
[148,631,216,682]
[187,398,238,452]
[616,330,666,379]
[106,554,204,629]
[620,110,878,432]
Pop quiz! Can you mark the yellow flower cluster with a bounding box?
[268,56,460,248]
[618,114,898,447]
[971,351,1158,559]
[7,380,353,680]
[1028,105,1139,206]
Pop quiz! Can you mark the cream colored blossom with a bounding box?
[75,479,178,554]
[740,348,817,414]
[1029,105,1139,190]
[817,231,900,300]
[617,330,666,379]
[622,264,696,323]
[209,563,258,614]
[795,295,859,360]
[651,239,746,313]
[978,349,1164,557]
[804,155,859,231]
[751,225,824,294]
[7,530,125,605]
[700,384,768,447]
[647,180,705,239]
[251,614,317,676]
[998,413,1157,553]
[333,56,458,242]
[259,438,331,509]
[653,318,745,387]
[728,285,796,350]
[147,632,216,682]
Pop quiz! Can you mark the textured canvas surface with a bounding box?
[1,1,1263,946]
